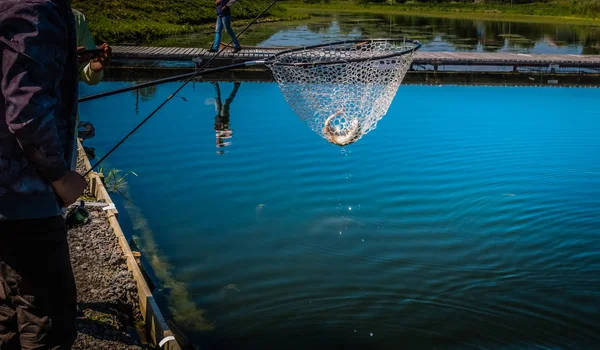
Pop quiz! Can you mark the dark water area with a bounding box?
[79,80,600,349]
[150,12,600,54]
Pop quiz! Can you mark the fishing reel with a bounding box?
[65,200,91,229]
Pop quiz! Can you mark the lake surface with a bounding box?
[149,12,600,54]
[79,80,600,349]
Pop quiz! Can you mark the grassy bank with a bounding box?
[72,0,600,44]
[72,0,309,43]
[282,0,600,25]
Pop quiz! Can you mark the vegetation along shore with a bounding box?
[73,0,600,47]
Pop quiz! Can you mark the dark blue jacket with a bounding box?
[216,0,237,17]
[0,0,79,220]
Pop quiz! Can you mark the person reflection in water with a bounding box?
[211,81,241,154]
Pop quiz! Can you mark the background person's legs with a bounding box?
[221,15,241,51]
[210,16,224,52]
[0,216,78,350]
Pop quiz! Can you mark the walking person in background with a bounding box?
[209,0,242,53]
[0,0,86,348]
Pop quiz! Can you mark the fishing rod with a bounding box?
[82,0,279,177]
[79,60,255,103]
[79,38,422,103]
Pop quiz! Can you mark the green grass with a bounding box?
[282,0,600,25]
[72,0,309,43]
[72,0,600,44]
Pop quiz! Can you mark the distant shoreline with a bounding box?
[72,0,310,44]
[75,0,600,44]
[283,1,600,26]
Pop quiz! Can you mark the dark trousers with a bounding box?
[0,216,77,349]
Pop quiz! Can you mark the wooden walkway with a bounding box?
[111,45,600,70]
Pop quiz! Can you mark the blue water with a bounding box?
[79,80,600,349]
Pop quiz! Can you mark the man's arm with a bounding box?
[225,0,237,8]
[1,2,69,183]
[77,11,104,85]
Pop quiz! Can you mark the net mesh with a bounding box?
[268,40,419,146]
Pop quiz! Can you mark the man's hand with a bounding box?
[77,46,92,65]
[90,43,112,72]
[51,171,87,207]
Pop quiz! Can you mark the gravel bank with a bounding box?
[68,206,145,350]
[67,150,147,349]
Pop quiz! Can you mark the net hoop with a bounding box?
[264,38,421,146]
[264,38,422,66]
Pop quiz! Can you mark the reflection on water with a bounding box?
[208,82,241,154]
[132,86,158,115]
[79,80,600,350]
[149,13,600,54]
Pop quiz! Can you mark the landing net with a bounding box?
[267,39,421,146]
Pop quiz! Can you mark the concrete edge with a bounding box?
[77,139,182,350]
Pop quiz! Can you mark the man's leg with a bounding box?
[0,216,78,350]
[211,17,224,51]
[222,16,241,50]
[0,259,20,349]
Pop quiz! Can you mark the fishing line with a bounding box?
[83,0,279,177]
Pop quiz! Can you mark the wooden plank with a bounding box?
[138,47,155,55]
[157,47,171,56]
[169,48,184,56]
[157,47,172,55]
[166,47,180,56]
[123,46,140,54]
[110,46,600,68]
[147,47,163,55]
[175,47,189,55]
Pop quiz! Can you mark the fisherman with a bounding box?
[73,8,112,143]
[74,8,111,87]
[0,1,86,348]
[209,0,242,53]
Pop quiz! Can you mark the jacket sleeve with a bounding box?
[77,11,103,85]
[1,2,69,183]
[80,62,103,86]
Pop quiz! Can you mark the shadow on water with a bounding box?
[148,12,600,54]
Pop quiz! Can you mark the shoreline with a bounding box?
[69,140,183,350]
[288,5,600,26]
[79,2,600,44]
[70,154,146,349]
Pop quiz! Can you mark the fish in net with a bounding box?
[267,39,420,146]
[77,39,422,177]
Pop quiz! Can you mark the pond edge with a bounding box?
[77,139,182,350]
